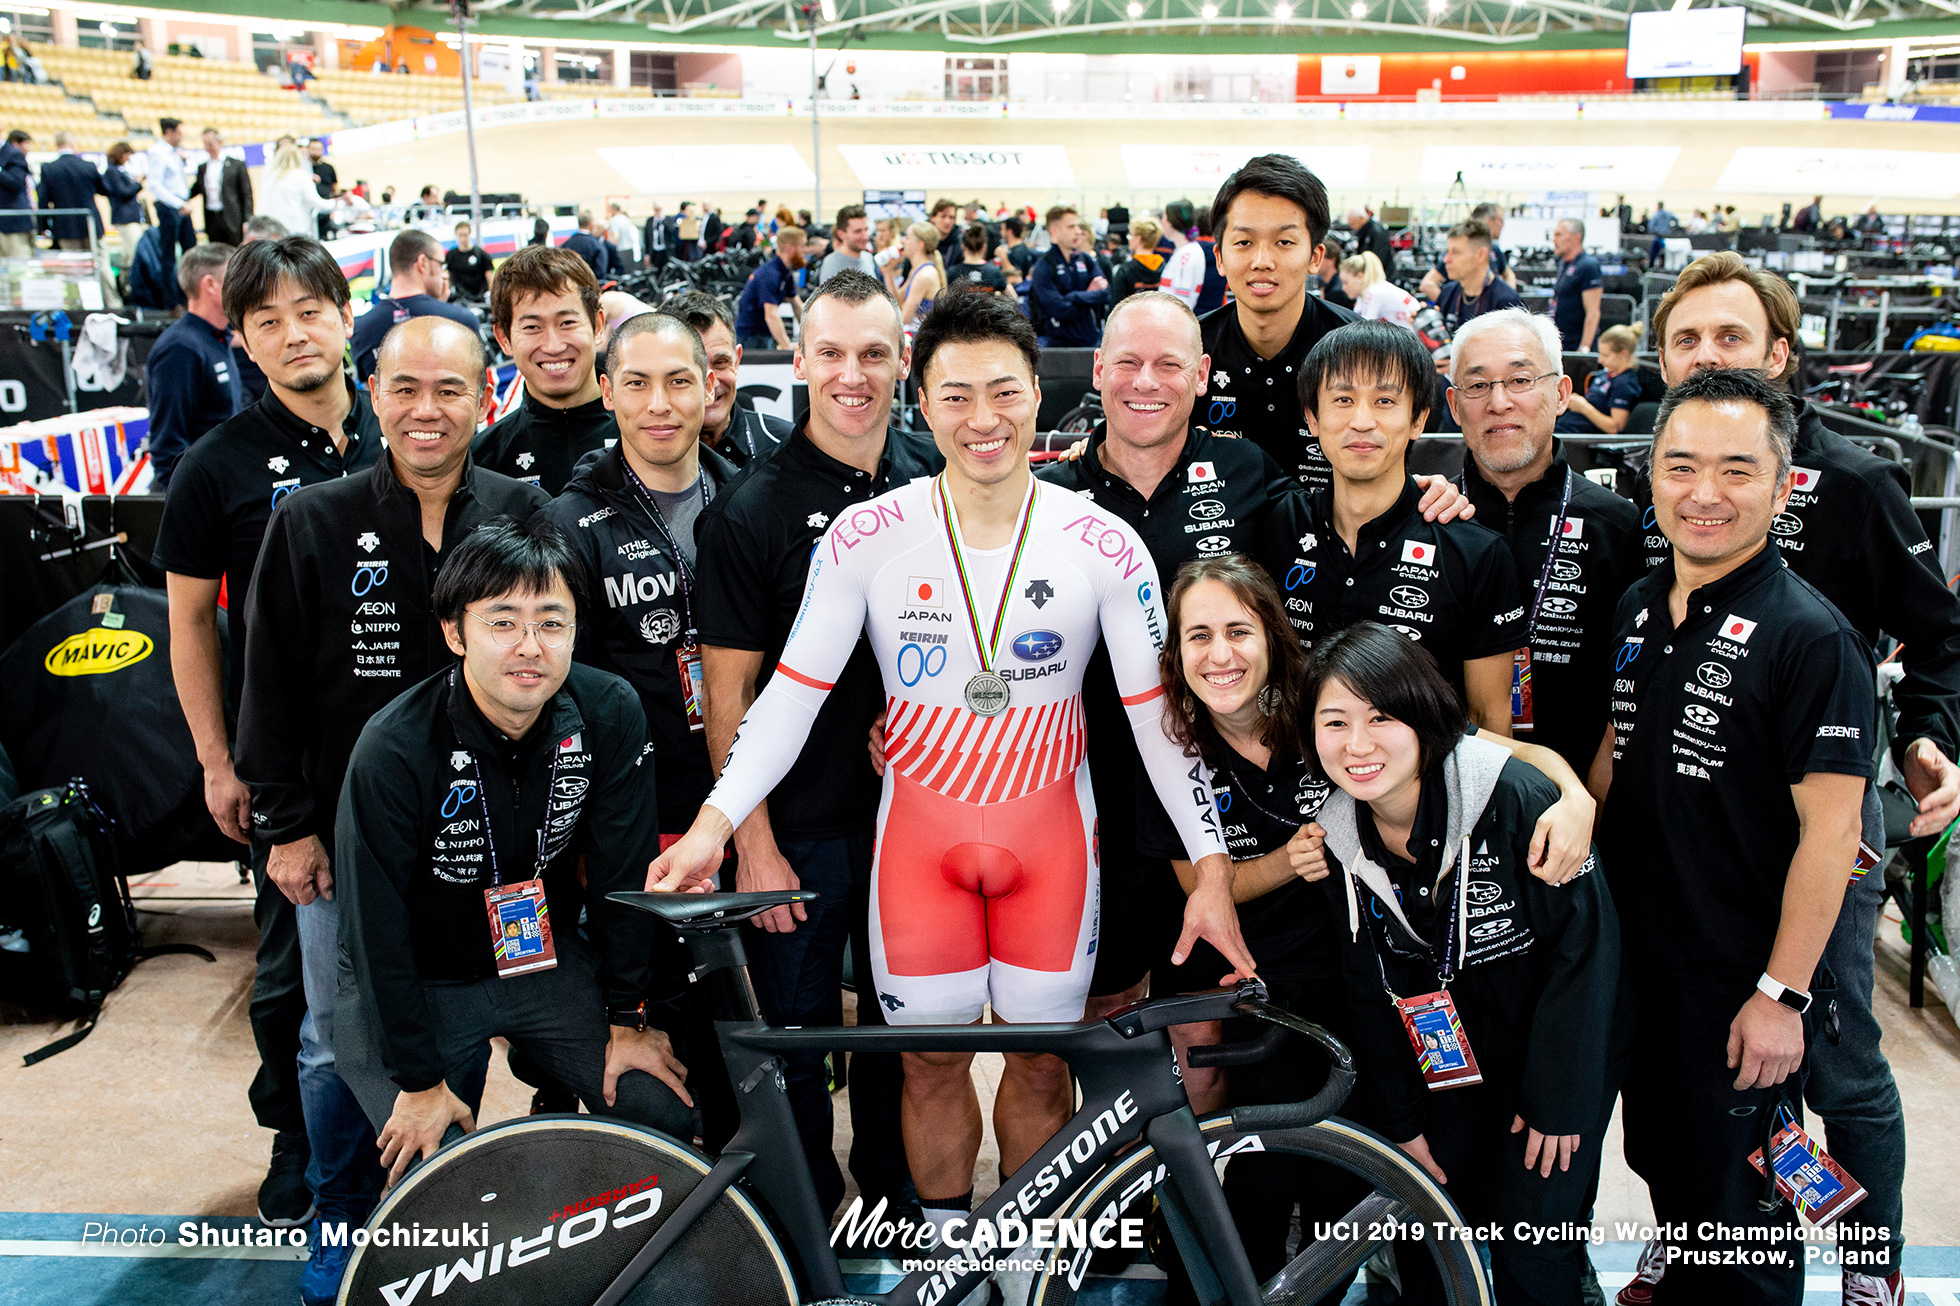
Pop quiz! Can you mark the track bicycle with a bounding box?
[335,889,1492,1306]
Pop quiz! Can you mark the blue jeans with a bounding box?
[295,895,385,1226]
[1800,783,1905,1273]
[748,831,911,1219]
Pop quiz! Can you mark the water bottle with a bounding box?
[1929,952,1960,1027]
[1898,412,1924,440]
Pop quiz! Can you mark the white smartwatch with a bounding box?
[1756,972,1812,1014]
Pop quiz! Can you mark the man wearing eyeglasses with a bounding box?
[1448,310,1645,776]
[235,315,547,1304]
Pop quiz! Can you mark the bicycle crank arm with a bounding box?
[1260,1191,1410,1306]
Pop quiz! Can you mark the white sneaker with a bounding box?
[1843,1270,1904,1306]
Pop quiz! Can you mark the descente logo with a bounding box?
[44,630,154,677]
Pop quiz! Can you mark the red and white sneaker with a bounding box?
[1615,1238,1667,1306]
[1843,1270,1904,1306]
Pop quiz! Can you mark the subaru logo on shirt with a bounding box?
[1770,513,1802,537]
[1389,586,1429,610]
[1551,559,1582,583]
[1698,662,1732,689]
[1189,499,1227,521]
[1012,630,1065,661]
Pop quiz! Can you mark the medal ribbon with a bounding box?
[936,474,1039,673]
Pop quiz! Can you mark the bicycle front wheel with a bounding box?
[334,1116,797,1306]
[1030,1113,1492,1306]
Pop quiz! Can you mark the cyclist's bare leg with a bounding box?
[1080,977,1147,1021]
[994,1048,1073,1178]
[1169,1019,1225,1115]
[901,1047,985,1202]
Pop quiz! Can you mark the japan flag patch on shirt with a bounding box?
[1789,466,1823,493]
[1552,516,1584,539]
[1187,461,1217,484]
[1719,615,1759,644]
[1401,540,1435,566]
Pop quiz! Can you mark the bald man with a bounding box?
[236,314,549,1303]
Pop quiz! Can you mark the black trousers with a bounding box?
[248,841,308,1137]
[1622,981,1808,1306]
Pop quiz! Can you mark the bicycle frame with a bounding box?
[594,923,1268,1306]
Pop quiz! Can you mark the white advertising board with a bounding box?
[1119,145,1372,191]
[597,144,817,193]
[838,144,1077,189]
[1715,147,1960,199]
[1419,145,1680,192]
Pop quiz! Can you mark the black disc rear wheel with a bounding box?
[335,1117,796,1306]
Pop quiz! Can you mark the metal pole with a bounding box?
[454,1,483,234]
[809,18,821,227]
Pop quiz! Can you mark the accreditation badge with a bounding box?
[1748,1121,1866,1226]
[485,878,558,977]
[677,639,706,733]
[1510,647,1534,733]
[1849,838,1881,886]
[1394,990,1483,1090]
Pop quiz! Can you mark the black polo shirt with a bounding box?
[1459,451,1645,774]
[537,443,740,833]
[470,391,615,496]
[1198,296,1357,493]
[1038,426,1306,942]
[151,380,385,713]
[1629,399,1960,766]
[704,403,789,471]
[144,311,244,489]
[1272,476,1527,702]
[694,419,944,840]
[1136,718,1335,981]
[1601,543,1874,994]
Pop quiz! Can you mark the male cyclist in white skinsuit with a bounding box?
[652,291,1251,1259]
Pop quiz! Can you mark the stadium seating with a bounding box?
[0,78,127,153]
[34,45,341,144]
[307,69,522,125]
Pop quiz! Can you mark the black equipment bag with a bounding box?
[0,780,212,1065]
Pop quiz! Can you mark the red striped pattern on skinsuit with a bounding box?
[883,695,1087,804]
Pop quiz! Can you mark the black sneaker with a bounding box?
[257,1131,315,1228]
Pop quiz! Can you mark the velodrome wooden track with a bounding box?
[320,107,1960,218]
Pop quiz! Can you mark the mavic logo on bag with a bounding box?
[44,630,154,677]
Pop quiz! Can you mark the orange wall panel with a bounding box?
[1295,49,1761,99]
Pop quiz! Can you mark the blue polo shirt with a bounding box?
[1436,276,1523,336]
[350,294,482,385]
[145,311,243,490]
[1556,366,1643,433]
[1551,253,1604,350]
[734,256,796,340]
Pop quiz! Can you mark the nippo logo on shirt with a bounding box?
[1790,466,1823,492]
[1186,462,1217,484]
[1400,540,1433,565]
[907,576,943,607]
[1719,614,1758,643]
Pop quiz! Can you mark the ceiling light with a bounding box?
[1201,3,1218,16]
[1428,0,1446,11]
[1349,1,1366,15]
[820,0,838,21]
[97,20,114,34]
[1052,0,1068,12]
[1128,1,1144,12]
[1275,2,1293,15]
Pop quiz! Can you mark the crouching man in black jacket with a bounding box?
[332,517,694,1185]
[1308,622,1620,1306]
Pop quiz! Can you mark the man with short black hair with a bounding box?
[997,214,1035,291]
[332,516,694,1183]
[349,227,478,382]
[1345,206,1394,273]
[0,128,34,261]
[641,202,669,273]
[152,235,385,1245]
[1274,319,1526,726]
[143,118,192,299]
[818,203,876,284]
[1028,204,1107,347]
[238,312,546,1304]
[1595,365,1873,1306]
[1549,218,1602,353]
[471,245,611,495]
[145,242,243,489]
[1199,153,1356,491]
[660,288,789,468]
[563,210,623,280]
[688,269,929,1222]
[444,220,493,300]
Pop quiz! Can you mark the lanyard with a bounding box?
[621,460,710,635]
[936,475,1039,674]
[1458,466,1573,644]
[1367,835,1471,1000]
[1212,750,1313,832]
[467,747,561,888]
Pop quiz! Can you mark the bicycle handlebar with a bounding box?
[1208,995,1359,1133]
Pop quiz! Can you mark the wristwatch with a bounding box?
[1756,972,1812,1014]
[607,1002,648,1031]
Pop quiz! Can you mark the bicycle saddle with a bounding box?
[608,889,820,928]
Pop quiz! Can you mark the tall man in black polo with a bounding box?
[151,235,384,1232]
[1198,155,1356,492]
[1624,251,1960,1302]
[471,245,613,495]
[1593,368,1872,1305]
[237,313,546,1302]
[1448,309,1643,774]
[1273,319,1526,728]
[661,289,790,469]
[694,270,928,1221]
